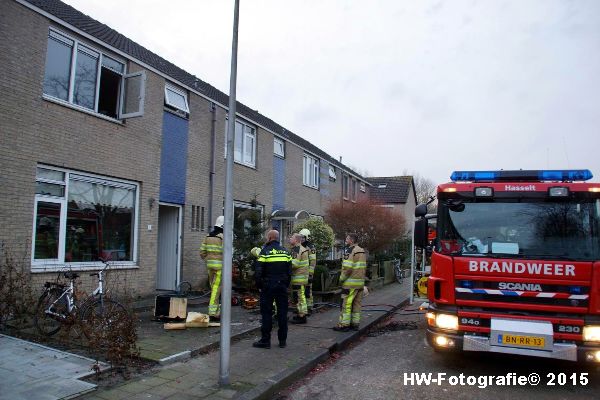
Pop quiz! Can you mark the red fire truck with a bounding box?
[414,169,600,362]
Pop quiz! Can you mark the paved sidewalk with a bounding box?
[136,303,261,363]
[80,282,410,400]
[0,334,108,400]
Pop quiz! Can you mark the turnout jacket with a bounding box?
[254,240,292,288]
[303,240,317,277]
[291,245,310,286]
[340,245,367,289]
[200,228,224,270]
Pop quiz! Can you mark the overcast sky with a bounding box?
[63,0,600,185]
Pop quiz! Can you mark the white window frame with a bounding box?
[225,119,257,168]
[31,165,140,272]
[164,84,190,114]
[360,182,366,193]
[303,154,320,189]
[328,165,337,181]
[274,137,285,158]
[43,28,145,120]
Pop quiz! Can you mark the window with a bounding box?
[233,201,264,242]
[303,154,319,189]
[328,165,337,181]
[351,180,357,201]
[360,182,366,193]
[164,84,189,114]
[32,166,138,269]
[225,119,256,168]
[274,137,285,158]
[378,183,387,189]
[343,175,349,199]
[42,29,145,119]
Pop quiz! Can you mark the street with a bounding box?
[279,311,600,400]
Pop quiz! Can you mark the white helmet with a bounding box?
[299,228,311,239]
[215,216,224,228]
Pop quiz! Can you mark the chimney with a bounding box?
[339,156,342,163]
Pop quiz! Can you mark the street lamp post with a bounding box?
[219,0,240,387]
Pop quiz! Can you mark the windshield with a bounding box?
[437,199,600,261]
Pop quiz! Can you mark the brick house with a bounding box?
[0,0,371,296]
[366,176,417,235]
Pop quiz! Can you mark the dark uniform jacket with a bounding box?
[254,240,292,288]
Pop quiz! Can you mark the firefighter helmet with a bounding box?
[299,228,311,239]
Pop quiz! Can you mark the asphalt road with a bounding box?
[278,310,600,400]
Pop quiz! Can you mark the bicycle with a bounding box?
[392,258,408,284]
[34,258,129,338]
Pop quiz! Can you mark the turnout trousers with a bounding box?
[260,282,289,343]
[207,268,222,317]
[304,277,314,311]
[292,284,307,317]
[338,288,364,327]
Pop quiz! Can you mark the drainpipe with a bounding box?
[208,102,217,228]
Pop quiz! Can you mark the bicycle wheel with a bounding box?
[177,281,192,296]
[80,298,130,340]
[34,289,68,336]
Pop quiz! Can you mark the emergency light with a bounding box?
[450,170,593,183]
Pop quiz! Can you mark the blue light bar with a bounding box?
[451,171,497,182]
[450,170,593,182]
[569,286,583,295]
[461,280,474,289]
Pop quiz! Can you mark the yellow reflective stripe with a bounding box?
[343,278,364,286]
[260,256,292,262]
[309,254,316,260]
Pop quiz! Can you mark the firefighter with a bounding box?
[334,233,367,332]
[299,228,316,314]
[289,233,310,324]
[253,230,292,349]
[200,216,224,322]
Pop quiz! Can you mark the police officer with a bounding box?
[334,233,367,332]
[289,233,310,324]
[200,216,224,322]
[253,230,292,349]
[299,228,316,314]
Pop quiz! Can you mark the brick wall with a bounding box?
[0,1,164,297]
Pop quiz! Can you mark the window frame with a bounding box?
[274,137,285,158]
[303,154,320,189]
[343,174,349,200]
[31,165,140,272]
[224,119,257,168]
[43,28,144,121]
[351,179,357,202]
[359,182,366,193]
[164,83,190,114]
[328,165,337,181]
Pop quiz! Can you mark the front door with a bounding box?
[157,204,181,290]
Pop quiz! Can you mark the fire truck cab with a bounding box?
[414,169,600,362]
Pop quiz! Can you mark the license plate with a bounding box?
[498,334,545,348]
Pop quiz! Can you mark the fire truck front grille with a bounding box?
[455,290,588,308]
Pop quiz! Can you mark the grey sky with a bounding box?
[63,0,600,185]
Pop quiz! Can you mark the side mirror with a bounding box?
[415,204,428,218]
[414,218,428,248]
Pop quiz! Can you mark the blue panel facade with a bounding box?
[272,156,286,232]
[159,112,189,205]
[272,156,286,211]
